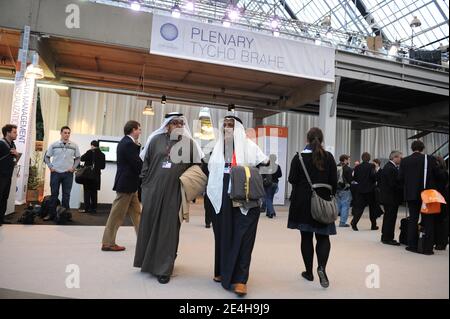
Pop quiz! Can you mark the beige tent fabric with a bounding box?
[179,165,207,223]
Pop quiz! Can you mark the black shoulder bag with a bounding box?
[75,151,96,185]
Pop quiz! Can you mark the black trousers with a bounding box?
[381,204,399,241]
[351,192,378,227]
[83,187,98,211]
[204,195,213,226]
[434,204,448,247]
[407,200,435,249]
[0,176,12,224]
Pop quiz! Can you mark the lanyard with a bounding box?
[165,137,177,162]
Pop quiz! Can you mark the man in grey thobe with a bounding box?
[134,113,203,284]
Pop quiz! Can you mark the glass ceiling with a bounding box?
[245,0,449,49]
[92,0,449,50]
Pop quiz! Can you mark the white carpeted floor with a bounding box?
[0,205,448,299]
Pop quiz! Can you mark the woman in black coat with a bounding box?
[288,127,337,288]
[80,140,106,213]
[433,156,449,250]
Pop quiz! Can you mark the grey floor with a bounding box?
[0,204,448,299]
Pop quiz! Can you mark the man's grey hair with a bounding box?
[389,150,402,160]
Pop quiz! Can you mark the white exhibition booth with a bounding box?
[44,130,121,209]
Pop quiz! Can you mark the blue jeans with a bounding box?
[50,172,74,217]
[336,189,352,225]
[264,183,278,217]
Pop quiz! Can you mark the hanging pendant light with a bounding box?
[25,64,44,80]
[321,15,332,27]
[143,100,154,116]
[410,16,421,28]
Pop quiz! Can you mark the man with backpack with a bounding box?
[336,154,353,227]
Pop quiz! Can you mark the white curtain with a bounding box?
[361,127,448,159]
[0,83,14,124]
[69,89,254,145]
[39,88,61,151]
[264,112,352,196]
[208,108,253,130]
[264,112,351,163]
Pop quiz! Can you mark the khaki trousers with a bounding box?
[102,192,141,245]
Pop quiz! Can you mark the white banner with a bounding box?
[9,26,37,204]
[150,14,335,82]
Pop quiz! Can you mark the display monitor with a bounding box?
[98,140,119,162]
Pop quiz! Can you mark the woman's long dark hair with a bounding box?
[307,127,326,171]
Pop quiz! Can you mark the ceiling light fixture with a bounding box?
[143,100,154,116]
[228,7,240,21]
[25,64,44,80]
[410,16,422,28]
[171,2,181,18]
[185,1,195,12]
[321,15,331,27]
[270,16,280,29]
[130,1,141,11]
[222,15,231,28]
[388,41,400,56]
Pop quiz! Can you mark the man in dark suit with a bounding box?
[399,140,446,254]
[0,124,19,226]
[350,152,378,231]
[101,121,143,252]
[80,140,106,214]
[379,151,403,245]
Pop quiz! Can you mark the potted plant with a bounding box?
[27,152,44,203]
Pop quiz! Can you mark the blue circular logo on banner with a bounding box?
[160,23,179,41]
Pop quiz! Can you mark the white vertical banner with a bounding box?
[9,26,38,204]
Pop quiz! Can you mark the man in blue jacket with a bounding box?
[102,120,143,251]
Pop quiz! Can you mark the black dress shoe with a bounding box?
[301,271,314,282]
[205,224,211,229]
[43,216,53,221]
[266,214,273,219]
[371,225,379,230]
[317,266,329,288]
[382,240,401,246]
[157,276,170,284]
[405,246,418,253]
[351,223,358,231]
[435,245,447,251]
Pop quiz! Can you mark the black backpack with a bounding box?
[39,196,60,218]
[54,206,72,225]
[18,205,36,224]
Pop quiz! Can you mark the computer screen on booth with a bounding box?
[98,140,119,162]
